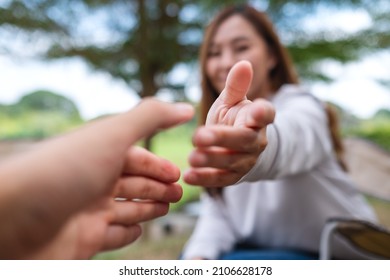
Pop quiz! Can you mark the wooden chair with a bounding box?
[320,218,390,259]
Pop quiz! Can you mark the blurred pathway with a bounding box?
[344,137,390,201]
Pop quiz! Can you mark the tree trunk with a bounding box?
[136,0,159,242]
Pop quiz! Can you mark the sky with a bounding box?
[310,51,390,118]
[0,56,139,119]
[0,6,389,120]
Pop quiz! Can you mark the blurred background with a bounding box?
[0,0,389,259]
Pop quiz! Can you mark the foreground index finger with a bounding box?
[123,99,195,145]
[123,146,180,183]
[115,177,183,203]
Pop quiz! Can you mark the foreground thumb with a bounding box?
[122,98,195,144]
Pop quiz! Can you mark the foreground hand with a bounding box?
[184,60,275,187]
[0,99,194,259]
[31,146,184,259]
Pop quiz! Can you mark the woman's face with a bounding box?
[206,15,276,100]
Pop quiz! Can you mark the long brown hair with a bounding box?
[198,5,347,196]
[325,102,348,171]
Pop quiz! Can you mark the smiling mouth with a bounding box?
[217,76,228,85]
[215,81,225,92]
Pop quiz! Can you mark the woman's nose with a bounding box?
[219,50,236,71]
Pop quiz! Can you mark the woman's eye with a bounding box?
[235,45,249,52]
[207,50,220,57]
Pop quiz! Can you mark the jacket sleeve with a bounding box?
[181,193,237,259]
[238,92,334,182]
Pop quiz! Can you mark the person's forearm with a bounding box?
[0,110,131,258]
[0,145,90,259]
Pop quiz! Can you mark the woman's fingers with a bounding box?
[245,99,275,129]
[123,146,181,183]
[183,167,242,187]
[114,176,183,203]
[193,126,260,150]
[188,148,258,173]
[186,125,268,187]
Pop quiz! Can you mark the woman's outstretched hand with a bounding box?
[184,60,275,187]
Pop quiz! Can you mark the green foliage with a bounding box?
[1,0,389,97]
[350,125,390,152]
[346,113,390,152]
[374,108,390,119]
[0,111,82,140]
[1,0,202,99]
[0,90,83,140]
[331,103,390,152]
[17,90,81,119]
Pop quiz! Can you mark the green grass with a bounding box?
[153,125,194,169]
[0,111,83,140]
[152,124,202,211]
[93,232,191,260]
[346,120,390,152]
